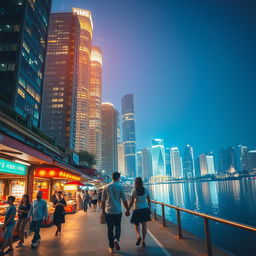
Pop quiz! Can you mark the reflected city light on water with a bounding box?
[146,179,256,256]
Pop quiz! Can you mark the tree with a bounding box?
[77,150,96,168]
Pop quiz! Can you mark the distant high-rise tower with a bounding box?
[151,139,166,176]
[237,145,248,171]
[218,147,237,173]
[89,46,102,170]
[200,153,215,175]
[118,143,126,175]
[183,145,195,178]
[122,94,136,177]
[136,150,143,177]
[142,148,153,180]
[41,8,93,151]
[171,147,183,178]
[102,103,118,176]
[165,148,171,176]
[0,0,52,127]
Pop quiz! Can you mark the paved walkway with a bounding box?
[13,209,168,256]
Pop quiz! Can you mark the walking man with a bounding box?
[29,191,48,248]
[102,172,130,253]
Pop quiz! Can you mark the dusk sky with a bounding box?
[52,0,256,157]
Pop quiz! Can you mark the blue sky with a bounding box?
[52,0,256,157]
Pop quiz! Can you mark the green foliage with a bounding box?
[77,150,96,168]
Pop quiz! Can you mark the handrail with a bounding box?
[149,199,256,256]
[150,200,256,232]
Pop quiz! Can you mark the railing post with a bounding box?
[154,209,157,220]
[161,204,166,227]
[203,217,213,256]
[176,209,183,239]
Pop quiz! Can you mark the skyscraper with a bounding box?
[183,145,195,178]
[136,150,143,177]
[200,153,215,175]
[41,8,93,151]
[170,147,183,178]
[142,147,153,180]
[247,150,256,171]
[237,145,248,171]
[102,103,118,176]
[151,139,166,176]
[117,143,126,175]
[0,0,52,127]
[122,94,136,177]
[165,148,171,176]
[89,46,102,170]
[218,147,237,173]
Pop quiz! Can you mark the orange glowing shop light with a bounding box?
[34,168,81,181]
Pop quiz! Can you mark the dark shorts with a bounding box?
[15,218,28,232]
[130,208,151,225]
[92,200,97,205]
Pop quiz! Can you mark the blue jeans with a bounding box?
[83,200,89,212]
[105,213,122,248]
[31,220,42,244]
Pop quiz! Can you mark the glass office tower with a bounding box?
[0,0,52,127]
[151,139,166,176]
[122,94,136,177]
[41,8,93,151]
[89,46,102,169]
[183,145,195,178]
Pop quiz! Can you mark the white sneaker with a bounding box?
[114,239,120,251]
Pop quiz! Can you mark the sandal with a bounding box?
[136,237,141,246]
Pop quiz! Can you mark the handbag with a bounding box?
[99,212,106,224]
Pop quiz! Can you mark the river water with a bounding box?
[146,179,256,256]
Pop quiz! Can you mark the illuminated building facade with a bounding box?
[142,147,153,180]
[183,145,195,178]
[136,150,143,177]
[171,147,183,178]
[165,148,171,176]
[122,94,136,177]
[151,139,166,176]
[89,46,102,169]
[0,0,52,127]
[118,143,126,175]
[200,153,215,175]
[102,103,118,176]
[237,145,248,171]
[42,8,93,151]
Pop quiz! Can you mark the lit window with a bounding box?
[17,87,25,98]
[0,63,7,71]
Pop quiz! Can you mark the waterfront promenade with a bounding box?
[12,209,229,256]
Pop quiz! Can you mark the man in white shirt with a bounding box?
[102,172,130,253]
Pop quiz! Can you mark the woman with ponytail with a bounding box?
[128,177,151,247]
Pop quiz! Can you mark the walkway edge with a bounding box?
[148,229,172,256]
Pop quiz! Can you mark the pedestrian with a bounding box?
[0,196,16,256]
[53,191,67,236]
[15,194,31,248]
[92,190,98,211]
[83,190,90,212]
[51,191,58,203]
[102,172,130,253]
[97,189,103,208]
[128,177,151,247]
[29,191,48,249]
[76,189,83,210]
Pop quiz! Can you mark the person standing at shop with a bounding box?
[29,191,48,249]
[15,194,31,248]
[53,191,67,236]
[0,196,16,256]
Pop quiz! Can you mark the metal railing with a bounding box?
[150,200,256,256]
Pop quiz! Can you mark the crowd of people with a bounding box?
[0,174,151,254]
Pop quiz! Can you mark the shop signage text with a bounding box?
[0,159,27,175]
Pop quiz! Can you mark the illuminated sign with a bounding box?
[34,167,81,181]
[72,8,93,29]
[0,159,27,175]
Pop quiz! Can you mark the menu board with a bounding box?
[11,180,25,199]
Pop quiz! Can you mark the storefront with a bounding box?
[33,167,81,222]
[0,158,28,242]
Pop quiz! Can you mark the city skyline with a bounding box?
[51,0,256,158]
